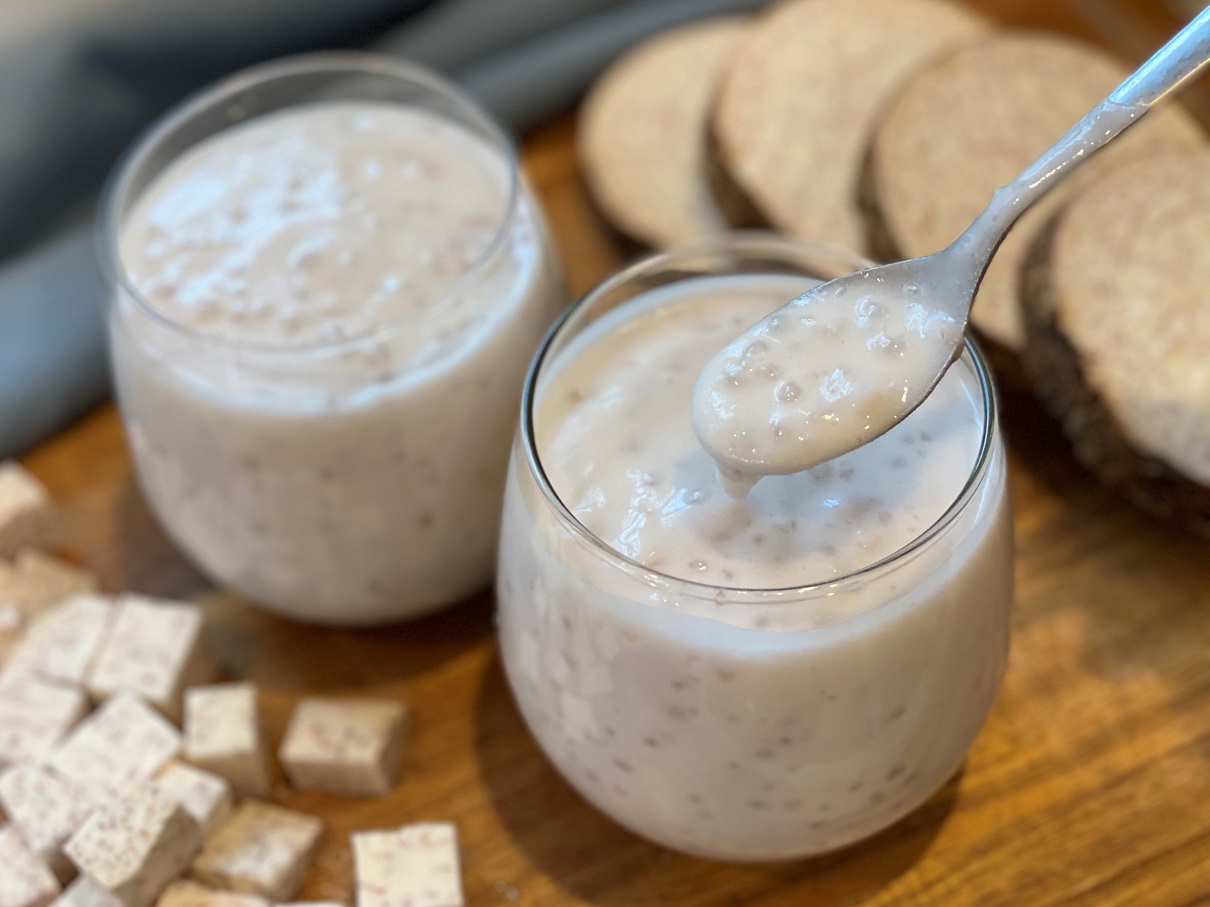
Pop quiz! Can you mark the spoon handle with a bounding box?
[1111,4,1210,107]
[951,5,1210,277]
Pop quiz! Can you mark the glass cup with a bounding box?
[497,234,1012,861]
[101,53,565,625]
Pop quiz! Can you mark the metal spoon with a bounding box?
[693,6,1210,495]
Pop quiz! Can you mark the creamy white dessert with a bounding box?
[498,273,1011,860]
[693,273,959,493]
[110,98,563,624]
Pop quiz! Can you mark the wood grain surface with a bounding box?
[19,1,1210,903]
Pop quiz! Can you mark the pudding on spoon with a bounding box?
[694,6,1210,493]
[692,271,959,496]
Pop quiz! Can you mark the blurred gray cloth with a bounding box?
[0,0,767,458]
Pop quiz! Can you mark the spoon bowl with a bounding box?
[692,250,965,495]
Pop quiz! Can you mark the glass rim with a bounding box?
[97,50,522,355]
[519,232,1000,601]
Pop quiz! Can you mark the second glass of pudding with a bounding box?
[498,235,1013,861]
[102,54,564,625]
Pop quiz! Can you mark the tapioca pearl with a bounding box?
[774,380,802,404]
[781,798,803,811]
[742,340,769,361]
[710,527,735,546]
[748,800,768,811]
[643,736,660,749]
[867,331,900,353]
[611,784,628,799]
[848,780,864,793]
[854,295,881,325]
[716,668,735,682]
[843,496,878,521]
[416,512,435,529]
[887,765,906,782]
[810,463,835,484]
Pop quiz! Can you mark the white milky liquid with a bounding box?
[693,273,959,493]
[111,101,563,624]
[498,274,1012,859]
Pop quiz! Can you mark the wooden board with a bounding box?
[19,1,1210,903]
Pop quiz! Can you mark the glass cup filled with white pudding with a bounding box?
[497,234,1012,861]
[101,54,564,625]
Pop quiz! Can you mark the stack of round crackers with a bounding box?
[578,0,1210,532]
